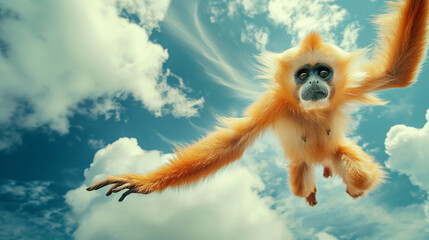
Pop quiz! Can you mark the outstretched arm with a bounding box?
[87,92,285,201]
[359,0,428,92]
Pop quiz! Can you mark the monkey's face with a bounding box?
[295,63,333,102]
[268,32,358,111]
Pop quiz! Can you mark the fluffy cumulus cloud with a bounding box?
[114,0,170,32]
[72,132,429,239]
[0,0,204,150]
[385,109,429,191]
[66,137,292,240]
[65,129,429,239]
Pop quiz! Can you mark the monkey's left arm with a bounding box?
[87,92,284,201]
[360,0,428,92]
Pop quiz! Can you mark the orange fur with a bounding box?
[88,0,428,205]
[354,0,428,93]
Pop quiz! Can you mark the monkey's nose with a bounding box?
[309,80,319,86]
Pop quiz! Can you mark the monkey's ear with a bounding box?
[363,0,428,92]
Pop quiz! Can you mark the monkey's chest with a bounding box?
[273,117,338,161]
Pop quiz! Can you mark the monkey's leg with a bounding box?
[288,160,317,206]
[332,142,385,198]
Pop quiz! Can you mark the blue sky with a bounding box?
[1,0,429,239]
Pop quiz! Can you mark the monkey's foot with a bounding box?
[305,187,318,207]
[323,167,332,178]
[87,174,154,202]
[346,188,364,199]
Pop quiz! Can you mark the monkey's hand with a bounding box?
[86,173,154,202]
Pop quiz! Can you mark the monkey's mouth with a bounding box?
[311,90,328,101]
[302,88,328,101]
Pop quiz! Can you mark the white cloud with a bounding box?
[113,0,170,32]
[378,101,414,119]
[0,0,203,149]
[267,0,347,44]
[0,208,72,240]
[209,0,268,22]
[209,0,359,51]
[0,179,72,239]
[234,0,268,17]
[66,137,292,240]
[207,0,271,53]
[0,180,55,207]
[0,130,22,151]
[88,138,106,149]
[340,22,360,52]
[76,98,122,121]
[241,23,270,51]
[208,1,227,23]
[385,109,429,191]
[315,231,338,240]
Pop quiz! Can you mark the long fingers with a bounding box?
[86,175,154,202]
[90,180,137,201]
[106,183,132,196]
[86,178,124,191]
[119,188,137,202]
[86,177,142,202]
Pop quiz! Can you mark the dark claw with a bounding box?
[323,167,332,178]
[87,179,125,192]
[106,185,115,196]
[87,182,110,191]
[346,189,363,199]
[305,188,318,207]
[106,184,120,196]
[119,189,135,202]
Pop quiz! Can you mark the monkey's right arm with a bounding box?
[358,0,428,93]
[87,92,285,201]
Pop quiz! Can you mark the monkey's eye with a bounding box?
[297,70,309,81]
[318,67,330,78]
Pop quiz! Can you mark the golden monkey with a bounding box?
[88,0,428,206]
